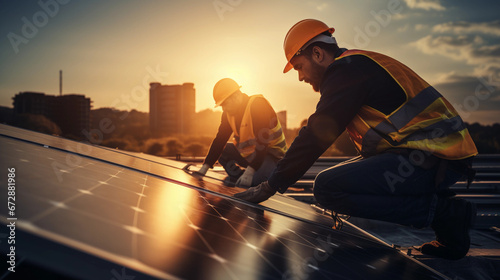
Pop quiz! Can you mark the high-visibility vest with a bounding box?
[338,50,477,160]
[227,95,287,161]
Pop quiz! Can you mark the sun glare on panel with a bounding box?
[145,181,199,266]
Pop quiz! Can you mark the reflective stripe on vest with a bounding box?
[227,95,287,160]
[339,50,477,160]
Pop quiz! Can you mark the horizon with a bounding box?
[1,0,500,127]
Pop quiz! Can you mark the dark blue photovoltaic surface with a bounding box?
[0,124,446,279]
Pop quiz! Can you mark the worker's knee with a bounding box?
[313,186,327,207]
[314,168,340,191]
[313,168,341,206]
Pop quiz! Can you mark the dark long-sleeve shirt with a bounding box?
[203,94,278,170]
[268,48,407,193]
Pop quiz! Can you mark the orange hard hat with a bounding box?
[283,19,335,73]
[213,78,241,107]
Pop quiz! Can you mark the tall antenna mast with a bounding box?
[59,70,62,96]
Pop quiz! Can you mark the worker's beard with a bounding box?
[308,60,326,92]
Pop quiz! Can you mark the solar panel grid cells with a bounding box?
[1,142,353,279]
[0,126,447,280]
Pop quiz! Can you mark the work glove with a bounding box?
[193,164,209,177]
[235,166,255,188]
[233,181,276,203]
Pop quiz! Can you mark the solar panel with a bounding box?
[0,124,447,279]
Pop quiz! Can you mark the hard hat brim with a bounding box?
[283,62,293,73]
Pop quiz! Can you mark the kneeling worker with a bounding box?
[195,78,287,188]
[235,19,478,260]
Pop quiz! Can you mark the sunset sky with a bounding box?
[1,0,499,128]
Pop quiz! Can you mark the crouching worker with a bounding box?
[194,78,287,188]
[234,19,478,260]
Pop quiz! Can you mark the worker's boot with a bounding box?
[420,198,476,260]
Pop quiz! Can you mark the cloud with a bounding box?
[411,35,486,62]
[471,45,500,59]
[435,71,499,90]
[412,21,500,104]
[404,0,445,11]
[397,24,409,32]
[433,20,500,36]
[415,20,500,91]
[473,65,500,83]
[434,71,476,84]
[316,2,328,11]
[415,24,428,31]
[392,13,410,20]
[307,1,328,11]
[411,34,500,68]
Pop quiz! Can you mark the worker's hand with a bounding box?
[193,164,209,177]
[233,181,276,203]
[235,166,255,188]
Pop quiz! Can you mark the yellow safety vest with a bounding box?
[339,50,478,160]
[227,95,287,161]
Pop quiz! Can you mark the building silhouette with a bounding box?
[149,82,195,136]
[13,92,91,138]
